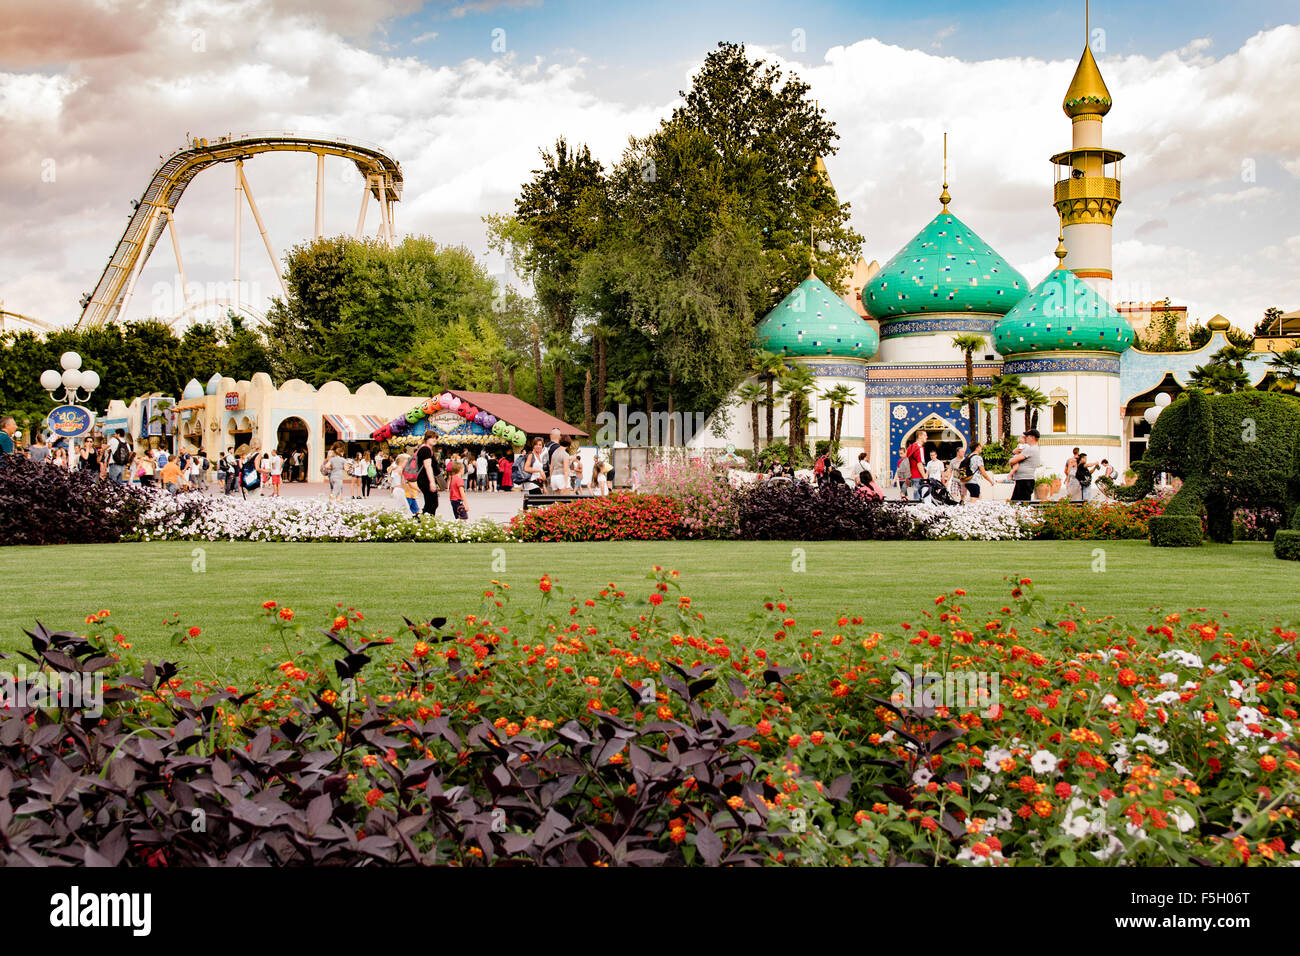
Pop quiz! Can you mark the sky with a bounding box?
[2,0,1298,334]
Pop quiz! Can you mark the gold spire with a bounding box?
[1054,231,1068,268]
[939,132,951,210]
[1063,4,1112,118]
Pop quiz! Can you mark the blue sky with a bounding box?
[384,0,1299,91]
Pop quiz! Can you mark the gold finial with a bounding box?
[940,132,951,210]
[809,224,816,278]
[1086,0,1090,43]
[1054,231,1068,268]
[1064,1,1111,117]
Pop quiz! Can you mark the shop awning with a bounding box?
[324,413,388,441]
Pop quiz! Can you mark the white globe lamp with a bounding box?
[60,351,81,371]
[61,368,84,390]
[1154,392,1171,408]
[40,369,62,391]
[1143,406,1161,425]
[80,369,100,393]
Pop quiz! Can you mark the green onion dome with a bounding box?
[863,211,1030,319]
[755,275,879,358]
[994,264,1134,355]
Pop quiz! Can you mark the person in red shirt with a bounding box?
[448,461,468,520]
[498,451,513,492]
[905,429,927,501]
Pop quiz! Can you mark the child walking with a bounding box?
[448,460,469,520]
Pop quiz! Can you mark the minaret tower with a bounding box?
[1051,1,1123,298]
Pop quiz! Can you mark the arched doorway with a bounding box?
[1123,373,1183,467]
[903,415,966,463]
[225,417,252,455]
[278,416,309,482]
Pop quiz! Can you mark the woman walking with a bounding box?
[325,446,348,501]
[361,451,375,498]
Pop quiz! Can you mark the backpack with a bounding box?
[541,442,559,478]
[1078,464,1092,487]
[957,456,974,482]
[112,440,130,466]
[512,455,526,485]
[402,454,421,483]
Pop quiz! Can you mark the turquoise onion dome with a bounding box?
[756,274,879,359]
[863,210,1029,319]
[994,245,1134,355]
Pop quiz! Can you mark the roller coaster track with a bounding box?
[76,132,403,330]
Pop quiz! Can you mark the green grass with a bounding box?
[1,540,1296,681]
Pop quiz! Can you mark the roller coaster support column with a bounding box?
[314,152,325,239]
[116,202,161,322]
[355,178,370,239]
[164,208,190,309]
[234,159,243,311]
[236,161,291,302]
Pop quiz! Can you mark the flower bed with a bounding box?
[1035,499,1167,540]
[5,571,1297,866]
[640,456,739,539]
[508,492,685,542]
[133,493,509,543]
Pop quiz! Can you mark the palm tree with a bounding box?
[951,334,985,429]
[1189,345,1255,394]
[502,351,524,397]
[990,373,1024,440]
[736,381,765,453]
[776,364,817,455]
[821,383,857,448]
[592,325,612,416]
[951,384,994,443]
[1016,386,1050,432]
[583,369,594,438]
[752,349,787,446]
[530,324,544,409]
[1266,347,1300,392]
[545,331,570,419]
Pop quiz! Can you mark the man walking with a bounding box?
[905,429,927,501]
[1007,428,1041,503]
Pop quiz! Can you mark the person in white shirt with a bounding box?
[925,451,944,483]
[269,450,284,497]
[476,451,488,492]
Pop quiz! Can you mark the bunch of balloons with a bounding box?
[368,393,527,446]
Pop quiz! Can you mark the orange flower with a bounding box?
[278,607,294,621]
[365,788,383,807]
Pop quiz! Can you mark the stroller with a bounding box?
[919,476,958,505]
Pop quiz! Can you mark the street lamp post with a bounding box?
[39,352,100,467]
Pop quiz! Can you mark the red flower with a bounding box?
[365,788,383,807]
[648,593,663,606]
[539,575,552,592]
[187,626,201,638]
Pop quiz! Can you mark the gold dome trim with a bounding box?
[1063,45,1112,117]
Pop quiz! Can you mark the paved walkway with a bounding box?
[199,479,559,521]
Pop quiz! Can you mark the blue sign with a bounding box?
[47,405,95,439]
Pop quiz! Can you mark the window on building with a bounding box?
[1052,402,1068,433]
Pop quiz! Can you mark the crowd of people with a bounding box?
[881,427,1121,505]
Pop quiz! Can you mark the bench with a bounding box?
[521,494,580,511]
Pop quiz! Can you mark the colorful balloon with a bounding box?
[482,414,497,429]
[422,398,438,415]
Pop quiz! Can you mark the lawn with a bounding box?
[1,539,1296,680]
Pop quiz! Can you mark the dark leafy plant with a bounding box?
[736,479,924,540]
[0,454,151,545]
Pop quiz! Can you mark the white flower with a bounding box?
[1159,672,1179,686]
[1092,833,1124,861]
[1030,749,1058,774]
[1132,733,1168,755]
[983,747,1012,773]
[911,766,934,787]
[1172,807,1196,833]
[1062,813,1092,839]
[1236,707,1262,726]
[1232,807,1255,827]
[970,773,992,793]
[995,808,1015,831]
[1100,693,1118,707]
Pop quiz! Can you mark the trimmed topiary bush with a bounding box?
[1113,389,1300,548]
[1275,530,1300,560]
[737,480,922,540]
[1148,514,1204,548]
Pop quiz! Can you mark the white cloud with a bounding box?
[0,5,1297,337]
